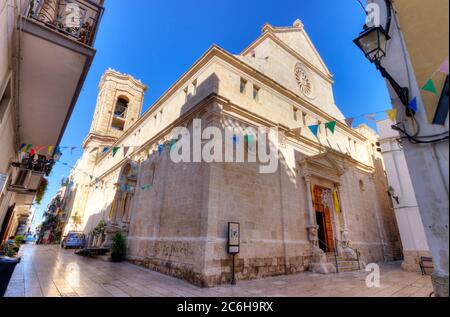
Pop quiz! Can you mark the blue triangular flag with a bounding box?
[232,135,239,145]
[308,125,319,137]
[408,97,418,113]
[158,144,164,156]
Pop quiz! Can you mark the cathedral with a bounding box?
[63,20,401,287]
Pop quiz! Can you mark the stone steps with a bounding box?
[325,252,361,273]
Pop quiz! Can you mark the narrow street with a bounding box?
[5,245,433,297]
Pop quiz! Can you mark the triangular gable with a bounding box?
[238,24,345,120]
[299,151,345,182]
[241,22,332,81]
[272,28,331,77]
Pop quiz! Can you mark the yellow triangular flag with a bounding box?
[47,146,54,155]
[386,108,398,122]
[333,190,341,213]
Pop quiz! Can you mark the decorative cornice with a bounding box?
[99,69,148,92]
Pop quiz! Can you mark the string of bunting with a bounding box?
[17,105,399,157]
[56,159,153,193]
[20,57,448,162]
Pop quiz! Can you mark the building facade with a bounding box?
[0,0,105,242]
[64,20,401,287]
[366,0,448,297]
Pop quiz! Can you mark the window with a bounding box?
[293,108,298,121]
[240,78,247,94]
[253,85,260,101]
[114,97,128,118]
[159,109,163,123]
[0,78,12,123]
[111,97,128,131]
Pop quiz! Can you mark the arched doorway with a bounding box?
[110,161,139,226]
[101,161,139,248]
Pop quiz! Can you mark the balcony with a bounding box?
[7,154,52,194]
[16,0,105,148]
[25,0,104,47]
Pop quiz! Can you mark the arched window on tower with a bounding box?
[111,97,129,131]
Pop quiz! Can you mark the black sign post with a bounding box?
[227,222,240,285]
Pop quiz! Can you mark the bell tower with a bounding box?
[85,69,147,148]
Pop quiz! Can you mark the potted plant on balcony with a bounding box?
[35,178,48,205]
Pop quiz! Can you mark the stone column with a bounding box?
[304,176,320,253]
[335,182,357,260]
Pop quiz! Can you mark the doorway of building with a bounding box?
[312,185,334,252]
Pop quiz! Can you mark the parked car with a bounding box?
[25,234,35,243]
[60,232,86,249]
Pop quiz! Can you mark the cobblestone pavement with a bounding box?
[4,244,433,297]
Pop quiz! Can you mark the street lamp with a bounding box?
[354,24,413,115]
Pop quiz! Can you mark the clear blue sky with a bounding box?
[31,0,391,229]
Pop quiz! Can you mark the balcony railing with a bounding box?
[24,0,104,46]
[11,154,52,175]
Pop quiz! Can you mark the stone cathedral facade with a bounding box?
[63,20,401,287]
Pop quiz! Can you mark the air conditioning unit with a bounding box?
[8,168,42,194]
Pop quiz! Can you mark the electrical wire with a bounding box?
[356,0,369,16]
[392,123,449,144]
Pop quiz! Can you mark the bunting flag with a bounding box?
[333,190,341,213]
[244,134,254,144]
[123,146,130,157]
[112,147,120,157]
[29,148,36,156]
[325,121,337,134]
[102,147,110,154]
[344,118,354,128]
[232,135,239,145]
[168,140,177,152]
[158,144,164,156]
[364,114,376,121]
[70,147,76,155]
[25,144,32,152]
[439,59,449,74]
[308,125,319,137]
[18,144,26,152]
[408,97,418,114]
[422,79,438,95]
[385,108,398,122]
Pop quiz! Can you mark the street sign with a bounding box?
[227,222,240,254]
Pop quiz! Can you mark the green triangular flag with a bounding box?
[422,79,438,95]
[112,147,120,157]
[25,144,33,152]
[168,140,177,152]
[244,134,254,144]
[325,121,337,134]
